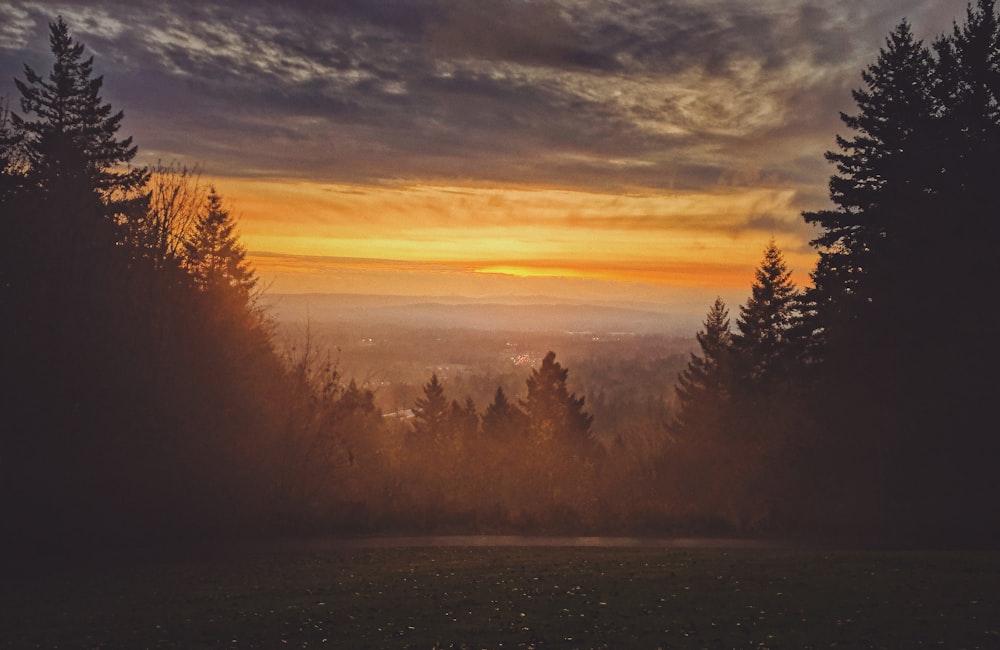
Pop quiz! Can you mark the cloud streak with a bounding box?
[0,0,973,299]
[2,0,967,186]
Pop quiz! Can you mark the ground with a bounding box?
[2,542,998,649]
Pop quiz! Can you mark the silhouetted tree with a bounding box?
[482,386,529,440]
[732,240,799,386]
[449,397,480,440]
[0,19,326,550]
[184,187,256,299]
[412,373,450,440]
[672,297,733,441]
[0,95,25,197]
[521,351,594,452]
[800,2,1000,541]
[130,161,204,268]
[12,17,147,215]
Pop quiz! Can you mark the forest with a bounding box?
[2,1,999,556]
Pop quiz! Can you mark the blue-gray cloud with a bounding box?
[0,0,972,194]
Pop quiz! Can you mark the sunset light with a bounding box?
[4,2,1000,646]
[221,177,817,298]
[1,0,968,307]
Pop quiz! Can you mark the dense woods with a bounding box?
[672,0,1000,543]
[2,3,999,553]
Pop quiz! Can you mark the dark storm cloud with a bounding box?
[0,0,972,190]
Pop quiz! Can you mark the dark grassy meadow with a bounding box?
[2,542,999,649]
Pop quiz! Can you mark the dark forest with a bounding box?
[2,1,1000,559]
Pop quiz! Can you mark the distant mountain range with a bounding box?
[263,293,703,335]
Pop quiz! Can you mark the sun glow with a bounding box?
[219,177,816,299]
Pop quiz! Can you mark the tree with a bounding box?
[521,351,593,451]
[412,373,451,440]
[799,3,1000,541]
[130,162,205,268]
[184,187,257,299]
[929,0,1000,347]
[732,240,799,385]
[448,397,480,440]
[0,95,25,199]
[482,386,529,440]
[802,21,938,352]
[11,17,147,213]
[672,297,733,441]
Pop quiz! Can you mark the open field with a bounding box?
[2,541,999,649]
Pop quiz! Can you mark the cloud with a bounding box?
[0,0,975,196]
[0,0,975,304]
[0,4,33,49]
[424,0,620,70]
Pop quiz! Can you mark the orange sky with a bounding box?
[221,177,818,306]
[2,0,966,311]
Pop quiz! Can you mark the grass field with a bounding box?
[2,541,999,649]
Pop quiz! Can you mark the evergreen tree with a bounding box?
[449,397,480,439]
[929,0,1000,339]
[732,240,799,385]
[184,187,257,299]
[412,373,450,440]
[11,17,147,211]
[673,297,733,441]
[800,3,1000,541]
[482,386,529,440]
[332,379,382,465]
[803,20,938,350]
[521,351,593,450]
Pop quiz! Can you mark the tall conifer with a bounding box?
[673,298,732,441]
[12,17,147,210]
[732,240,798,385]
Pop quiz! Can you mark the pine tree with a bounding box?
[449,397,480,439]
[412,373,450,440]
[482,386,529,440]
[930,0,1000,329]
[799,4,1000,540]
[12,17,147,210]
[673,297,732,441]
[184,187,256,299]
[732,240,799,385]
[521,351,593,450]
[802,20,937,354]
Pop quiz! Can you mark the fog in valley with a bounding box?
[268,292,694,431]
[4,4,1000,557]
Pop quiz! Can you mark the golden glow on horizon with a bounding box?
[219,177,817,298]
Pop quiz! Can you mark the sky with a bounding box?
[0,0,973,312]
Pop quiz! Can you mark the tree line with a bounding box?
[0,19,362,551]
[671,0,1000,544]
[0,19,670,546]
[2,3,998,550]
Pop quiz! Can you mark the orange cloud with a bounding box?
[222,177,817,299]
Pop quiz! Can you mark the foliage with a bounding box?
[0,19,343,549]
[412,373,451,441]
[732,240,799,386]
[481,386,529,440]
[11,17,147,215]
[4,5,999,547]
[184,188,256,296]
[522,351,595,451]
[796,0,1000,540]
[128,161,204,267]
[672,297,733,442]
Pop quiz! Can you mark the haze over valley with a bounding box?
[268,292,694,441]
